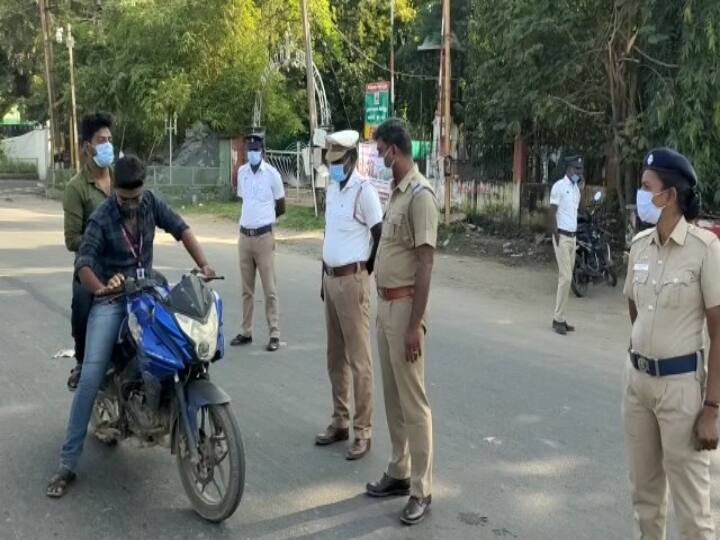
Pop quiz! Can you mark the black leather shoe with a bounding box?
[230,334,252,346]
[315,425,349,446]
[564,322,575,332]
[366,473,410,498]
[401,495,432,525]
[267,337,280,352]
[552,320,567,335]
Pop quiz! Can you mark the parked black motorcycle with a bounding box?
[571,192,618,297]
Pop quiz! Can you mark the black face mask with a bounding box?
[119,205,139,221]
[117,192,142,219]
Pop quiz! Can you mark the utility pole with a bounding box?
[300,0,319,216]
[441,0,452,225]
[67,25,79,173]
[57,24,80,172]
[390,0,395,115]
[38,0,57,179]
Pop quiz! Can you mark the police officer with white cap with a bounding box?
[315,130,383,461]
[549,155,583,335]
[231,132,285,352]
[624,148,720,539]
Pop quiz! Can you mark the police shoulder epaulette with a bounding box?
[687,224,717,246]
[631,228,655,243]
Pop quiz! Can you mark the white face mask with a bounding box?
[636,189,668,224]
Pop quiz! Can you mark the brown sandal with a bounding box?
[46,469,76,498]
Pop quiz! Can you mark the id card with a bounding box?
[136,267,146,280]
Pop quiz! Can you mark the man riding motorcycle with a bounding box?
[47,155,216,498]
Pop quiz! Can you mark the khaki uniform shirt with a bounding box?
[376,166,439,288]
[63,166,110,252]
[624,217,720,358]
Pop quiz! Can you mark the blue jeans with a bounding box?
[60,299,126,472]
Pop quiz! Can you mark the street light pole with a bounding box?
[441,0,452,225]
[166,113,177,185]
[390,0,395,115]
[300,0,319,217]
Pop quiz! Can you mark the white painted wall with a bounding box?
[1,128,49,180]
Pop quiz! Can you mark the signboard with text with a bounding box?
[363,81,390,140]
[357,142,392,207]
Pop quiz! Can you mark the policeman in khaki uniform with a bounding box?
[624,148,720,540]
[365,119,439,526]
[231,133,286,352]
[315,130,384,460]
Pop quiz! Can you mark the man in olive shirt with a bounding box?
[365,119,439,525]
[63,112,114,390]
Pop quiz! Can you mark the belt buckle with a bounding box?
[637,355,659,376]
[326,266,335,277]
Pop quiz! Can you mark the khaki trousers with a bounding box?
[323,271,373,439]
[238,232,279,339]
[622,360,715,540]
[553,235,576,323]
[377,297,433,498]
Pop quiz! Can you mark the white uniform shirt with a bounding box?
[237,161,285,228]
[323,170,383,267]
[550,176,581,232]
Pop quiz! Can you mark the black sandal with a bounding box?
[46,469,76,498]
[67,364,82,391]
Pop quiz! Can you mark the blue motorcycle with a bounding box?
[89,271,244,522]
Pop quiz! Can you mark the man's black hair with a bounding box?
[114,155,145,190]
[373,118,412,156]
[80,112,113,143]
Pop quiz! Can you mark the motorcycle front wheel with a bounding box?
[175,403,245,523]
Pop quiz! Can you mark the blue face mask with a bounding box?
[329,163,347,183]
[247,150,262,167]
[636,188,666,225]
[570,174,581,184]
[93,142,114,169]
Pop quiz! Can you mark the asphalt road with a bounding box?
[1,193,719,540]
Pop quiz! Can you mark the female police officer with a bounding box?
[624,148,720,539]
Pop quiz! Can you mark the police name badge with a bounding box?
[634,263,649,272]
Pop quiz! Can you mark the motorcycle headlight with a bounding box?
[174,302,219,361]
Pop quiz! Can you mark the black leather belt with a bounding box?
[324,262,367,278]
[558,229,576,238]
[630,351,700,377]
[241,224,273,237]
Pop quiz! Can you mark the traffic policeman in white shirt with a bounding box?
[231,133,286,352]
[315,130,384,461]
[549,155,583,335]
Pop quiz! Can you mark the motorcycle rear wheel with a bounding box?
[571,268,589,298]
[175,403,245,523]
[606,268,618,287]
